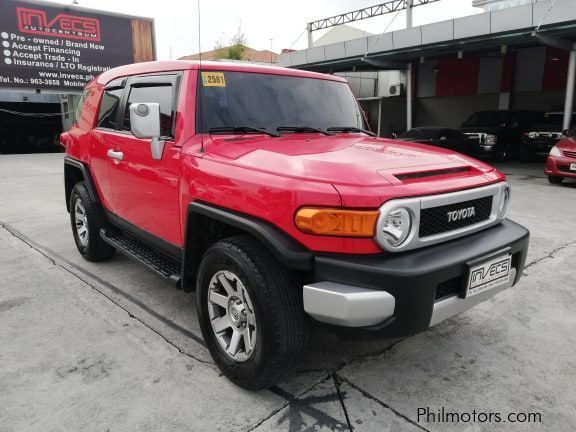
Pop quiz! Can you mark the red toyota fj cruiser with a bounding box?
[62,61,529,390]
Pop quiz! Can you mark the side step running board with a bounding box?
[100,229,182,287]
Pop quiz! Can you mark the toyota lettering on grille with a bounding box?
[447,207,476,223]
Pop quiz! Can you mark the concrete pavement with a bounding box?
[0,153,575,431]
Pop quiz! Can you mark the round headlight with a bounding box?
[499,186,511,219]
[380,207,412,248]
[549,145,561,157]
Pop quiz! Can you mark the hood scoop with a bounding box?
[394,166,471,181]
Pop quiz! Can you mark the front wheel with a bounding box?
[548,176,563,184]
[196,236,309,390]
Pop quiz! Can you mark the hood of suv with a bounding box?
[203,134,497,187]
[527,124,562,133]
[459,126,503,134]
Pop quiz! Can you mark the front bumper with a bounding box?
[545,156,576,178]
[523,138,557,157]
[303,220,529,337]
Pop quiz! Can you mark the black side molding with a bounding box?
[64,156,100,211]
[182,201,314,289]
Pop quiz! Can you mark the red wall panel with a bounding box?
[543,47,569,91]
[436,57,481,97]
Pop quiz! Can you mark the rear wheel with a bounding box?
[548,176,564,184]
[70,182,115,261]
[196,236,309,390]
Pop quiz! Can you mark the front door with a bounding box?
[107,74,182,246]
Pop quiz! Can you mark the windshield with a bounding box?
[197,71,366,133]
[540,113,575,126]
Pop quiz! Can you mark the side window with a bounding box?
[122,85,174,137]
[97,87,124,129]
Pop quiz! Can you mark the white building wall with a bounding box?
[314,25,372,47]
[315,25,407,99]
[472,0,546,11]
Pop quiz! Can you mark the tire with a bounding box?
[548,176,563,184]
[69,182,116,261]
[196,236,309,390]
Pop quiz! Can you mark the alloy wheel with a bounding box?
[207,270,257,362]
[74,198,89,247]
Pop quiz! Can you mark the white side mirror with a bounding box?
[129,103,165,160]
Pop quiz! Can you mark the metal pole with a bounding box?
[406,0,413,131]
[307,23,313,48]
[563,47,576,132]
[406,63,413,131]
[377,98,383,137]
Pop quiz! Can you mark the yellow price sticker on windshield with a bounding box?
[201,72,226,87]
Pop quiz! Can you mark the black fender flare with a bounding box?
[64,156,101,212]
[181,201,314,289]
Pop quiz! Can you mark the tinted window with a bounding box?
[541,113,576,126]
[509,111,543,127]
[197,71,365,133]
[97,88,123,129]
[123,85,174,137]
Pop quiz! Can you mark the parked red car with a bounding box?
[62,61,529,390]
[545,129,576,184]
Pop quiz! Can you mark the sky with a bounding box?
[43,0,481,60]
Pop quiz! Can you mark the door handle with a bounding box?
[107,149,123,161]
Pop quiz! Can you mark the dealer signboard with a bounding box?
[0,0,155,92]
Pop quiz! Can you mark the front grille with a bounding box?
[463,133,485,144]
[435,276,462,300]
[419,196,493,238]
[534,132,561,140]
[563,151,576,159]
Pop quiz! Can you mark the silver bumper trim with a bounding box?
[303,282,395,327]
[430,268,517,327]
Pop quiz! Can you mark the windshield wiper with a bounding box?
[277,126,334,136]
[327,126,376,137]
[208,126,280,137]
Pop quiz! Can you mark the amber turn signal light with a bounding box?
[295,208,380,237]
